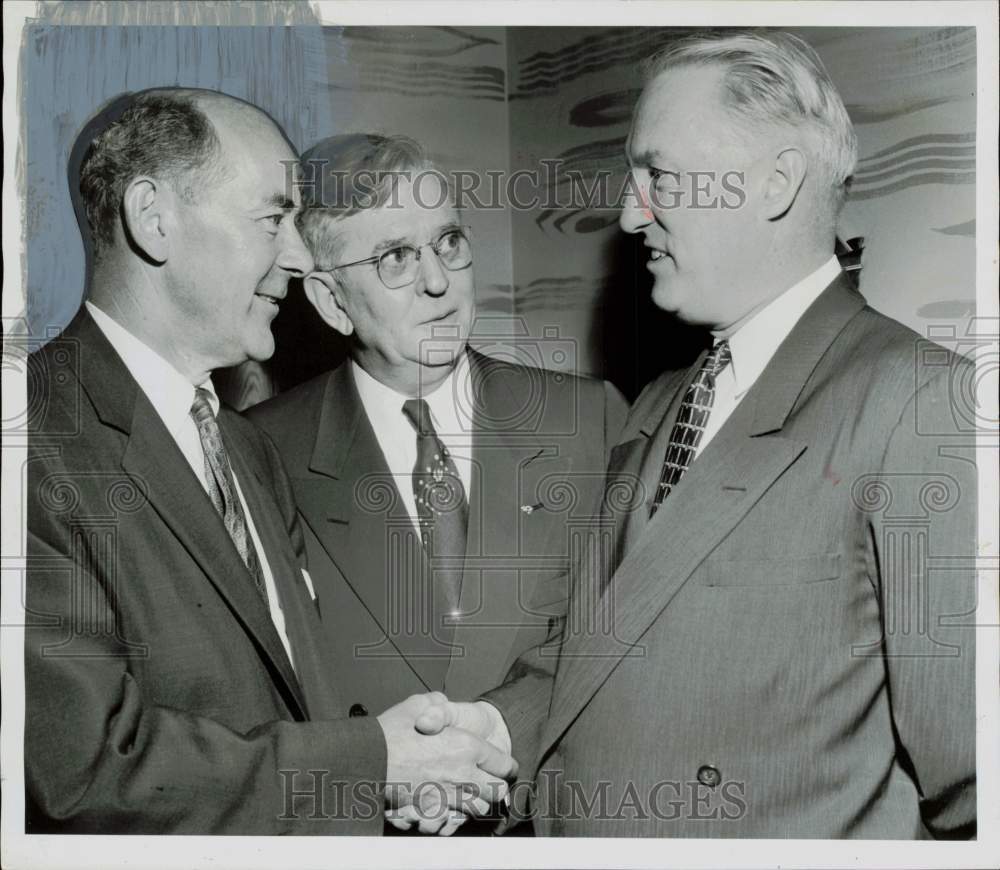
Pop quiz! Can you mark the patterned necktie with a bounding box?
[402,398,469,614]
[649,340,732,517]
[189,388,268,601]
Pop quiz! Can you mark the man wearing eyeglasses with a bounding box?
[247,134,627,832]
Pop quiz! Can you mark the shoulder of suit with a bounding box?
[470,350,609,394]
[243,367,333,433]
[839,303,971,395]
[27,331,93,437]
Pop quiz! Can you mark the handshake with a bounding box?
[376,692,515,835]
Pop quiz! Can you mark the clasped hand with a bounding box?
[376,692,514,835]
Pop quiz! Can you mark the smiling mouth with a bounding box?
[254,292,282,308]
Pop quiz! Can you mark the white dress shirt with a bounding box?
[352,355,475,532]
[696,255,843,458]
[85,301,298,669]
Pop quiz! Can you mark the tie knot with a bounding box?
[190,387,216,426]
[402,398,435,437]
[703,340,732,377]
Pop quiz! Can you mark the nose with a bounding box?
[619,171,653,235]
[416,246,450,297]
[276,220,314,276]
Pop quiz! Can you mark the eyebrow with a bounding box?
[629,147,667,168]
[371,222,463,254]
[261,193,298,212]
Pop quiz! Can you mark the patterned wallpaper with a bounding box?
[20,25,976,406]
[503,26,977,396]
[267,25,977,404]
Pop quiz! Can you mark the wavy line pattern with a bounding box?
[569,89,641,128]
[848,132,975,200]
[849,171,975,200]
[860,132,975,162]
[328,61,506,101]
[846,96,957,125]
[933,219,975,236]
[341,25,500,58]
[511,28,684,96]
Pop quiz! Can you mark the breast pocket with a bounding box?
[704,552,841,588]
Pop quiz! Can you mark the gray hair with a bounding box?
[298,133,438,270]
[643,29,857,208]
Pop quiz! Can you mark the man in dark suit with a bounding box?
[25,89,514,834]
[246,135,626,829]
[418,30,978,838]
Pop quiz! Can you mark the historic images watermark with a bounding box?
[277,770,748,825]
[284,160,749,213]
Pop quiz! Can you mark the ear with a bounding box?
[121,177,168,263]
[762,147,807,221]
[304,271,355,337]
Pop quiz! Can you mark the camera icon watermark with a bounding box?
[3,317,81,439]
[915,317,998,438]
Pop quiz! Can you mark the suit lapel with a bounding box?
[539,273,866,762]
[222,415,314,718]
[611,365,695,562]
[67,309,307,720]
[296,362,455,691]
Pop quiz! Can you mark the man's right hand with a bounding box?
[376,693,517,819]
[413,698,512,756]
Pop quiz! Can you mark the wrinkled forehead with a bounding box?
[333,177,461,252]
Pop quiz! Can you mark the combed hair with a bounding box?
[297,133,437,270]
[78,90,223,254]
[642,29,857,208]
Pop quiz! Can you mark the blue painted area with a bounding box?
[22,25,357,337]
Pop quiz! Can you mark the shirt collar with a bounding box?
[714,255,842,397]
[351,352,469,431]
[85,301,218,437]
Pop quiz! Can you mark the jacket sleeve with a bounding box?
[25,462,387,835]
[479,602,565,827]
[870,365,977,838]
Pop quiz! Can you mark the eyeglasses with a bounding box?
[330,226,473,290]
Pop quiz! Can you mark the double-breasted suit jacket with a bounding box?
[485,275,977,838]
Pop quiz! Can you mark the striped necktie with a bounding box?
[649,340,732,517]
[190,388,268,601]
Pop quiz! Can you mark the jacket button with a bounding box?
[696,764,721,788]
[349,703,368,718]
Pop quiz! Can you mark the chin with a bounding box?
[244,334,276,364]
[419,346,464,369]
[650,281,682,315]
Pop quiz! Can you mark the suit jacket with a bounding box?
[24,308,386,834]
[485,275,977,838]
[247,350,628,713]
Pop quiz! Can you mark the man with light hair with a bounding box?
[419,29,976,838]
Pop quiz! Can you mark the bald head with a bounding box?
[77,87,287,255]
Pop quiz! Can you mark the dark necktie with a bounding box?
[190,388,268,601]
[649,340,732,517]
[402,398,469,614]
